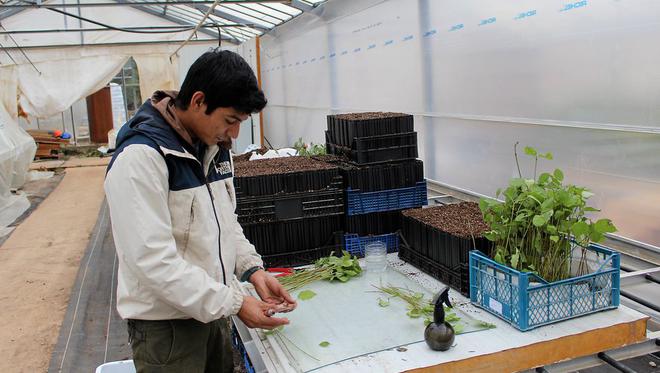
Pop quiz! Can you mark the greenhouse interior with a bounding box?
[0,0,659,372]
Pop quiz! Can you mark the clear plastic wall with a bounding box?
[260,0,660,247]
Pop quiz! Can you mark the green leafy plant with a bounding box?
[319,341,330,347]
[297,290,317,301]
[278,251,362,292]
[479,143,617,282]
[373,285,462,330]
[293,137,326,156]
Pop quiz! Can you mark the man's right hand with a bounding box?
[237,295,290,329]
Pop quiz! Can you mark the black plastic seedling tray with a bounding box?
[325,159,424,192]
[400,213,491,270]
[236,188,344,224]
[234,169,342,197]
[326,113,414,147]
[345,210,402,236]
[326,131,418,165]
[242,215,343,256]
[398,241,471,296]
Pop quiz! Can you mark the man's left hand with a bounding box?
[249,270,297,314]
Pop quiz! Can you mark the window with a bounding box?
[111,57,142,119]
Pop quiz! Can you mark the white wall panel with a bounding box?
[260,0,660,247]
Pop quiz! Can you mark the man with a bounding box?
[104,49,296,372]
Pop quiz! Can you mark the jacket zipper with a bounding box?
[202,171,228,286]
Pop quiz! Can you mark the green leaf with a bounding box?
[524,146,538,156]
[494,251,505,265]
[477,321,497,329]
[319,341,330,347]
[553,169,564,182]
[515,212,528,222]
[453,323,465,334]
[538,173,551,184]
[581,190,594,199]
[264,326,284,335]
[510,251,520,269]
[424,318,432,327]
[543,152,553,160]
[590,231,604,243]
[406,309,422,318]
[484,231,498,242]
[549,235,559,243]
[510,178,525,188]
[298,290,317,301]
[445,312,460,322]
[532,215,547,227]
[584,206,600,212]
[571,221,589,238]
[594,219,617,234]
[413,292,424,299]
[378,298,390,307]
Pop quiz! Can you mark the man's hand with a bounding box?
[249,269,297,313]
[237,295,290,329]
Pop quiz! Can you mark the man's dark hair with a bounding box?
[176,48,267,115]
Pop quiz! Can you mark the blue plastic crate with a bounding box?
[344,232,400,257]
[346,181,427,216]
[469,243,620,331]
[231,325,256,373]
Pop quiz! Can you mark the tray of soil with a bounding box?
[232,146,269,163]
[233,156,341,196]
[326,131,418,165]
[327,112,414,147]
[400,202,492,296]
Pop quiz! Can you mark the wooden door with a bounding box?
[86,86,113,143]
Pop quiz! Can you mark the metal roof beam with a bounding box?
[288,0,314,12]
[0,8,28,21]
[0,1,289,8]
[191,4,270,32]
[115,0,237,42]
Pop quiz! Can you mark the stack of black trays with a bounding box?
[233,157,345,267]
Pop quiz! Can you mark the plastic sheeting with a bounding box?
[260,0,660,247]
[0,43,181,231]
[134,54,180,104]
[17,55,129,118]
[0,63,35,231]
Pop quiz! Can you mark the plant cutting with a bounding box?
[293,137,326,156]
[479,143,617,282]
[264,326,319,361]
[373,284,463,333]
[277,251,362,292]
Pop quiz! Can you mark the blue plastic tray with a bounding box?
[469,243,620,331]
[344,232,400,257]
[346,181,427,216]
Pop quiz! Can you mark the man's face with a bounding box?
[191,105,249,147]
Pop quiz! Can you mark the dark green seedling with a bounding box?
[424,286,455,351]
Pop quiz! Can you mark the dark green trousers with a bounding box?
[127,318,234,373]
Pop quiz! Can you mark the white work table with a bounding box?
[233,254,648,373]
